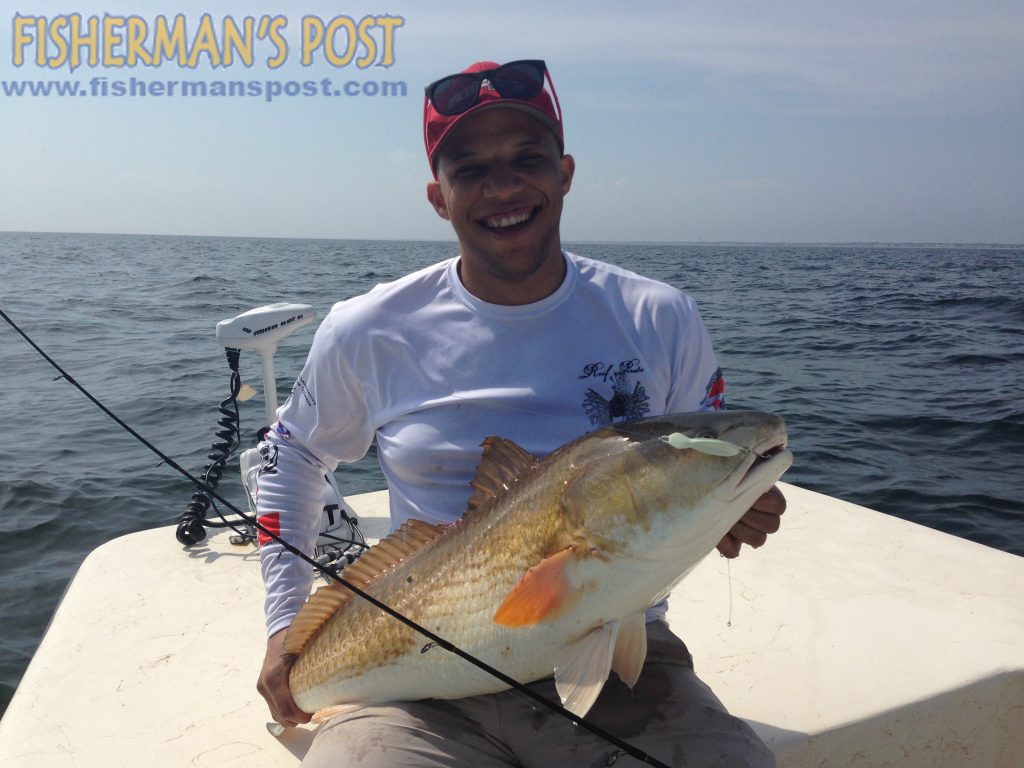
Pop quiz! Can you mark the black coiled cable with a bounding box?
[175,347,244,545]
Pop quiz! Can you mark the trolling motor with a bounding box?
[213,303,317,423]
[175,303,366,574]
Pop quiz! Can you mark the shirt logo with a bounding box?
[701,367,726,411]
[292,375,316,407]
[581,361,650,425]
[258,441,280,476]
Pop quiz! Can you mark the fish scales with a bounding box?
[291,454,578,695]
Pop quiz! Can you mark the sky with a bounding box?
[1,1,1022,244]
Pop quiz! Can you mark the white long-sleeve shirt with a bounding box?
[257,251,724,636]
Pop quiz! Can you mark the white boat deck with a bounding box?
[1,482,1022,766]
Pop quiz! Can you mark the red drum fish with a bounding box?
[286,410,792,719]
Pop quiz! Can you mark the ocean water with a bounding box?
[1,233,1022,716]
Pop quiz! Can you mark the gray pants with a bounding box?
[300,621,774,768]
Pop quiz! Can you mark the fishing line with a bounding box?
[726,558,734,628]
[0,308,672,768]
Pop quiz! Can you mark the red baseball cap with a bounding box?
[423,59,564,177]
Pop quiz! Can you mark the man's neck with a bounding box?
[456,248,567,306]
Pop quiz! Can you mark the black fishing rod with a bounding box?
[0,307,673,768]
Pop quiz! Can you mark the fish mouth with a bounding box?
[718,434,792,502]
[748,434,790,476]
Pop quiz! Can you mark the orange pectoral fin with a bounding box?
[493,547,579,627]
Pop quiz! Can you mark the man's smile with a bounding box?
[480,205,537,232]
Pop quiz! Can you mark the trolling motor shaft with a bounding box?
[175,303,315,546]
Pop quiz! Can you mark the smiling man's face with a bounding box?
[427,108,575,306]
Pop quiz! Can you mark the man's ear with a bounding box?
[426,181,450,221]
[560,154,575,196]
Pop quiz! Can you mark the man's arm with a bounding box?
[255,432,334,725]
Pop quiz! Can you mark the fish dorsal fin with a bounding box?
[466,436,539,515]
[283,519,446,656]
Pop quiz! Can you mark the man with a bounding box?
[257,59,784,767]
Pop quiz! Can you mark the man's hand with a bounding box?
[716,484,786,558]
[257,628,311,728]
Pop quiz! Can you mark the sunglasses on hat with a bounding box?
[425,59,547,116]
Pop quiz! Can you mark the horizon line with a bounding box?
[1,229,1021,249]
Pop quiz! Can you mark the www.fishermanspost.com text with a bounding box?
[2,76,408,102]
